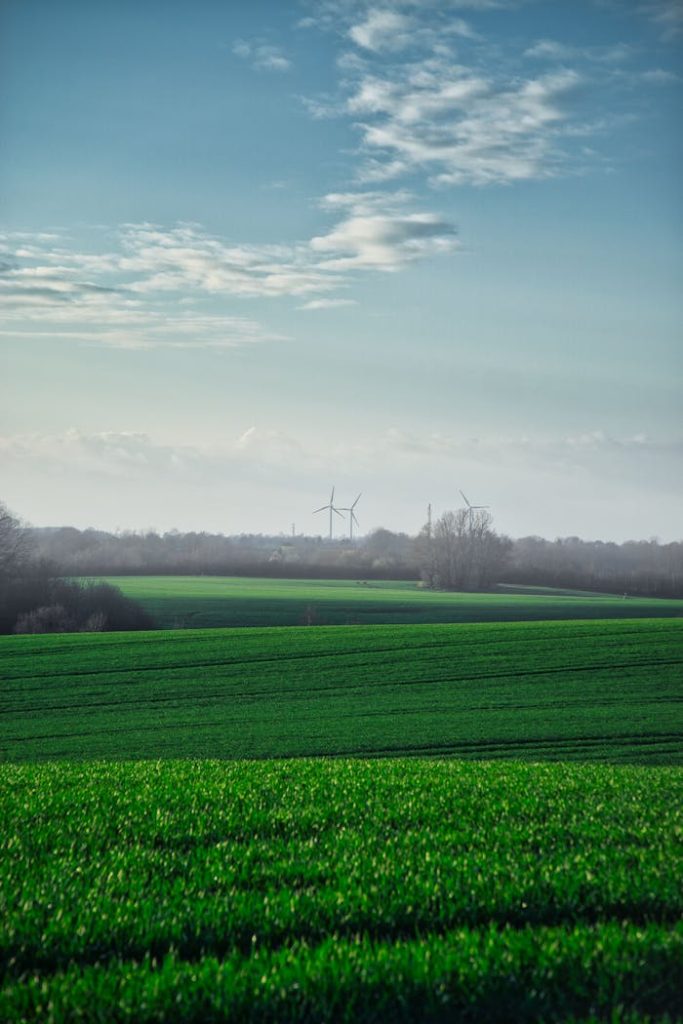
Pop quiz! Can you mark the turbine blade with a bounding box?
[352,492,362,508]
[459,490,471,507]
[352,512,359,526]
[313,506,328,514]
[333,508,344,519]
[330,486,335,504]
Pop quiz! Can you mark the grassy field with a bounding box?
[98,575,683,630]
[2,618,681,763]
[1,759,681,1023]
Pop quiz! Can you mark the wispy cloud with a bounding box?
[0,427,308,483]
[119,223,339,298]
[339,428,683,498]
[299,1,656,190]
[348,6,476,53]
[0,230,289,350]
[232,39,292,72]
[300,0,516,34]
[349,10,416,52]
[0,201,458,345]
[346,57,584,186]
[640,67,680,82]
[524,39,633,63]
[297,297,358,310]
[4,426,679,493]
[640,1,683,40]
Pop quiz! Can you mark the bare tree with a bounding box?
[424,506,510,591]
[0,499,154,634]
[0,503,28,581]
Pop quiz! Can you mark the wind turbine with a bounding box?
[338,493,362,541]
[313,486,345,540]
[459,490,490,530]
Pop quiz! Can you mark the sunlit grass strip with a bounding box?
[1,760,681,1021]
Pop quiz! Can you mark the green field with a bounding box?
[4,615,682,1020]
[1,759,681,1023]
[98,575,683,630]
[2,618,682,763]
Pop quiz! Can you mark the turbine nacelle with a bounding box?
[312,486,345,540]
[459,490,489,512]
[337,493,362,541]
[459,489,490,529]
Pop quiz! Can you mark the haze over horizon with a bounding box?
[1,0,681,542]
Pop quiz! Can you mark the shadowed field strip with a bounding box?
[1,618,681,763]
[101,574,683,629]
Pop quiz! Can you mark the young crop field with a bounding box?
[98,575,683,630]
[2,618,681,764]
[1,759,681,1023]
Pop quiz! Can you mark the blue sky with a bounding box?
[1,0,681,540]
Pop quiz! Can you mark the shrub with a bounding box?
[14,604,73,634]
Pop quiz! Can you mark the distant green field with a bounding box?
[98,575,683,629]
[2,618,681,763]
[1,759,681,1023]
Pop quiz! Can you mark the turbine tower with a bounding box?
[313,486,344,540]
[338,493,362,541]
[459,490,490,530]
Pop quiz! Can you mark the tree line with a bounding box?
[25,513,683,598]
[0,504,153,635]
[3,494,681,635]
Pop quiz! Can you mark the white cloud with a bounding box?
[300,2,648,191]
[319,189,415,213]
[346,59,584,186]
[122,207,457,288]
[297,297,359,309]
[0,204,459,347]
[118,223,340,298]
[301,0,515,35]
[232,39,292,72]
[348,6,477,53]
[0,230,289,350]
[311,191,457,270]
[349,10,415,52]
[311,210,457,269]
